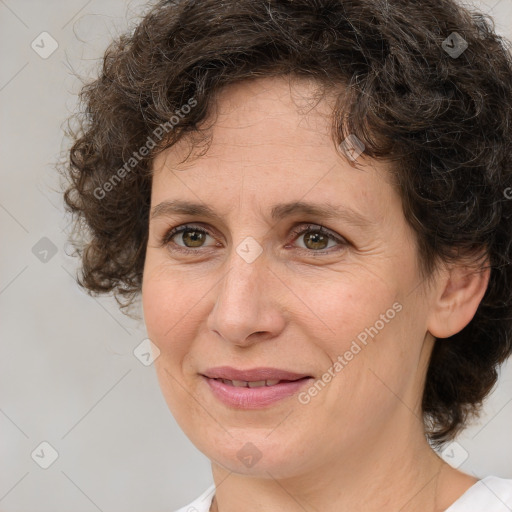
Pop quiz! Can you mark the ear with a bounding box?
[427,258,490,339]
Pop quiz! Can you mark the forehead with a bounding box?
[156,77,336,164]
[150,76,396,220]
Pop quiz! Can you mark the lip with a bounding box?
[200,367,313,409]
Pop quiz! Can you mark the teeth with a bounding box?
[217,379,282,387]
[247,380,267,388]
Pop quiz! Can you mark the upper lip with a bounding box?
[201,366,312,382]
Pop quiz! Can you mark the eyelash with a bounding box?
[159,223,348,256]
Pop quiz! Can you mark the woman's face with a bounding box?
[142,76,437,478]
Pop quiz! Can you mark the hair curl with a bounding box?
[60,0,512,445]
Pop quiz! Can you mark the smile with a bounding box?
[202,375,312,409]
[213,378,283,387]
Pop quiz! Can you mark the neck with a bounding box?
[209,422,474,512]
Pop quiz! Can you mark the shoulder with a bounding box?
[173,484,216,512]
[446,476,512,511]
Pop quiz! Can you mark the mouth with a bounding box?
[209,378,303,388]
[201,366,312,382]
[200,367,313,409]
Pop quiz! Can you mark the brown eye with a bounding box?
[180,228,207,248]
[291,224,347,253]
[162,225,215,251]
[303,231,329,250]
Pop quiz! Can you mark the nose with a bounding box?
[206,247,286,347]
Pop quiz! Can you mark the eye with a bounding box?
[160,223,347,255]
[288,224,347,253]
[160,224,218,253]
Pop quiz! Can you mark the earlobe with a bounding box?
[427,260,490,339]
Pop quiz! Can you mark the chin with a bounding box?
[199,428,313,479]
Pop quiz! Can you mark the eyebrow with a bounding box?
[150,199,373,228]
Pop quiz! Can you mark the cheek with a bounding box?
[142,266,204,423]
[295,272,413,413]
[295,270,400,355]
[142,272,171,343]
[142,259,219,392]
[141,262,197,356]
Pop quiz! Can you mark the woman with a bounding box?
[61,0,512,510]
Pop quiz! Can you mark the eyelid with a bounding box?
[160,223,217,249]
[288,223,346,243]
[286,223,348,253]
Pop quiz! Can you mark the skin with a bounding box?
[142,76,489,511]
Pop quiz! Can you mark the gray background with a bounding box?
[1,1,511,510]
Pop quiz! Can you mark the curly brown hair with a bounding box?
[60,0,512,445]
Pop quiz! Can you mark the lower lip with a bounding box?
[202,376,312,409]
